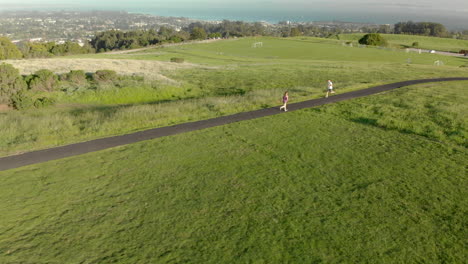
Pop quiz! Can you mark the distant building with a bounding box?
[29,37,43,42]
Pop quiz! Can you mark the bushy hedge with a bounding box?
[0,63,27,105]
[27,69,59,92]
[358,33,387,46]
[1,64,148,110]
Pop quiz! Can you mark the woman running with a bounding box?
[326,80,335,98]
[279,91,289,112]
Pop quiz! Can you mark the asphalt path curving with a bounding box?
[1,77,467,171]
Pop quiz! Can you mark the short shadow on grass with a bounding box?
[68,105,123,119]
[349,116,431,141]
[350,117,378,126]
[65,95,200,123]
[455,56,468,63]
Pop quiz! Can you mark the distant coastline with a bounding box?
[1,6,467,30]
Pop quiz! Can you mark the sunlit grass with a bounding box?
[1,84,466,262]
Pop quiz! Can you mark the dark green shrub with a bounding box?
[59,70,90,92]
[358,33,387,46]
[412,42,419,47]
[0,63,27,104]
[64,70,88,85]
[10,92,34,110]
[33,97,56,108]
[93,70,117,83]
[170,57,185,63]
[28,69,59,92]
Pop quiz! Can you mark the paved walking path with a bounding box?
[1,77,467,171]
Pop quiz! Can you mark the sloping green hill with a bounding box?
[1,81,466,263]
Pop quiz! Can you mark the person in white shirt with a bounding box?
[326,80,335,98]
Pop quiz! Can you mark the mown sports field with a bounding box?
[2,36,468,156]
[0,80,466,263]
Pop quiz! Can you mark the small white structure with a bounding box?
[29,37,43,42]
[252,42,263,48]
[418,49,422,54]
[429,50,436,54]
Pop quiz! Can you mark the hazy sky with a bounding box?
[2,0,467,9]
[1,0,467,28]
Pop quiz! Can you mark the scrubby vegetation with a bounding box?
[0,63,152,110]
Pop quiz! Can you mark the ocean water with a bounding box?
[1,3,467,29]
[129,7,468,29]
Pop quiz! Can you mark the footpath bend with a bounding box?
[1,77,467,171]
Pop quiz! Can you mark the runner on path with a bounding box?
[279,91,289,111]
[326,80,335,98]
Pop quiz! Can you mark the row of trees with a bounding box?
[19,41,94,58]
[90,28,189,52]
[393,21,448,37]
[0,37,94,60]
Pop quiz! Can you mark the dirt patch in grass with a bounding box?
[4,58,202,83]
[0,104,11,111]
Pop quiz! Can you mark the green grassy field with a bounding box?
[1,37,467,156]
[1,81,466,263]
[76,37,468,65]
[337,33,468,52]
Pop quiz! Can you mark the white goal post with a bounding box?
[252,42,263,48]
